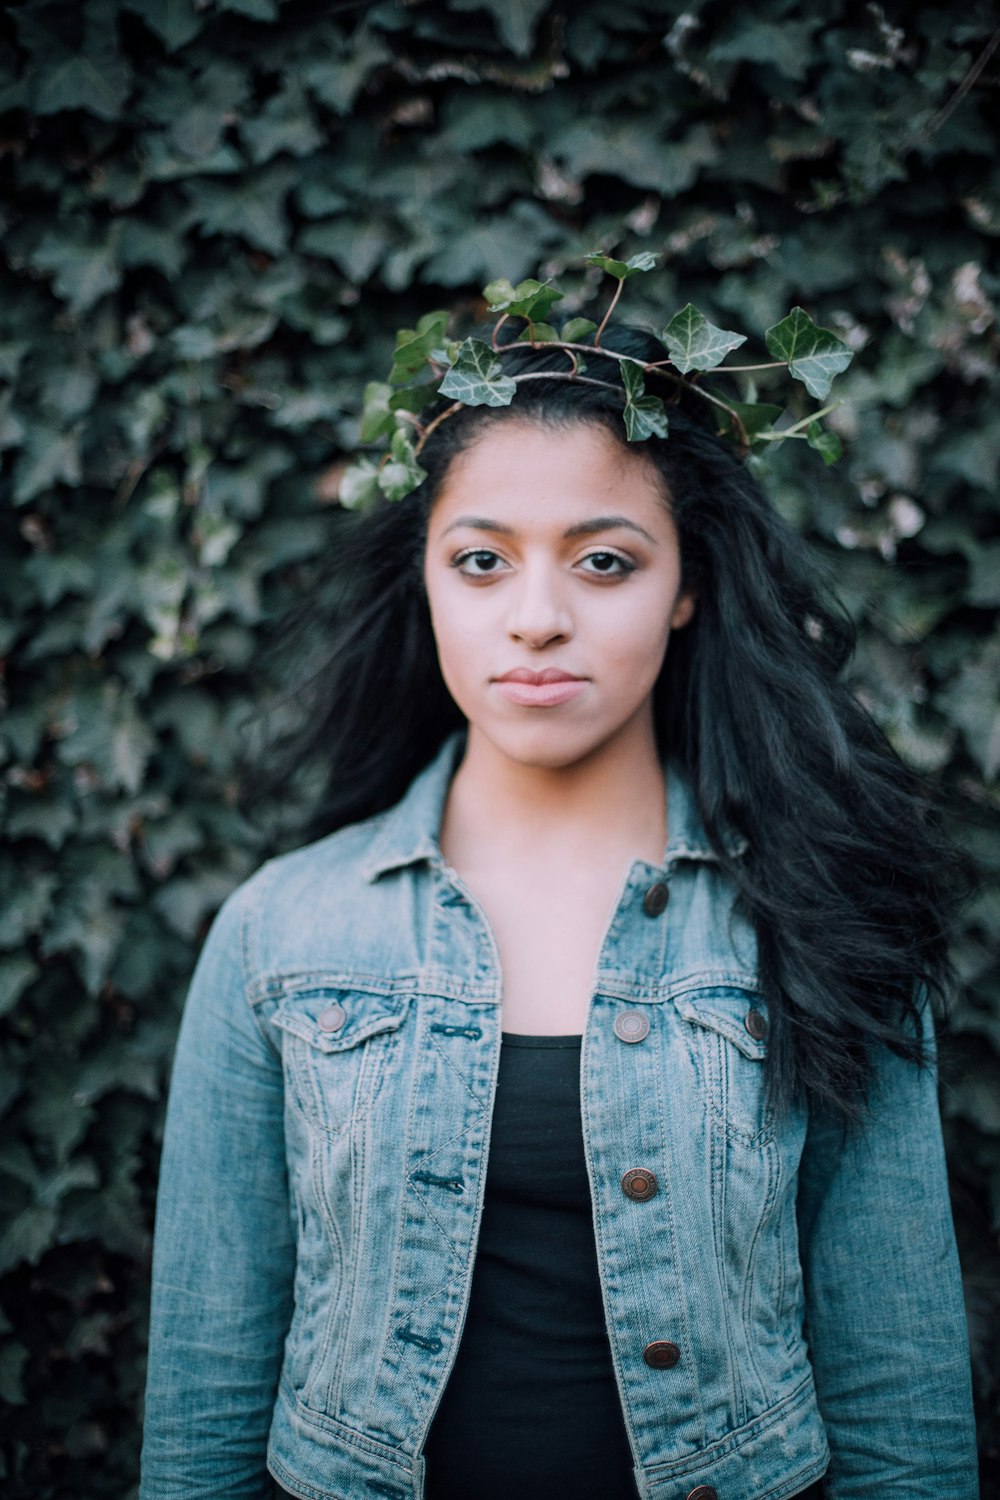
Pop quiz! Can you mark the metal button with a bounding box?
[744,1008,768,1041]
[642,881,669,917]
[687,1489,718,1500]
[613,1011,650,1044]
[642,1340,680,1369]
[621,1168,658,1201]
[318,1003,346,1033]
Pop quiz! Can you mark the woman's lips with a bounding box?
[492,669,587,707]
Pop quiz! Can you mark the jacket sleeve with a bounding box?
[796,999,979,1499]
[140,874,294,1500]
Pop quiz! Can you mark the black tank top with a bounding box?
[422,1033,639,1498]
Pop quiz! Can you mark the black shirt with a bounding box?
[423,1033,639,1498]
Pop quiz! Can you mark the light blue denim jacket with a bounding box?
[141,734,978,1500]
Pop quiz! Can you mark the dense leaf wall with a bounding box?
[1,1,998,1493]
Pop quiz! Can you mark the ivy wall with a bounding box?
[1,1,998,1494]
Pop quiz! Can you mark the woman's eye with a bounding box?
[454,549,508,577]
[579,551,635,577]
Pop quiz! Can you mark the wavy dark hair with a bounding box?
[258,324,962,1121]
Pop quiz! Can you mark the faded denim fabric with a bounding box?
[141,734,978,1500]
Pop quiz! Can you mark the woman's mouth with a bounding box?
[492,669,587,707]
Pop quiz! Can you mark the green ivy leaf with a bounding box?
[483,276,563,322]
[377,428,428,503]
[662,304,747,374]
[765,308,853,399]
[583,250,658,279]
[561,317,598,342]
[31,225,122,314]
[437,337,517,407]
[339,458,380,511]
[449,0,549,56]
[0,957,38,1019]
[359,382,395,444]
[514,322,558,342]
[806,420,843,465]
[389,310,450,386]
[715,400,784,444]
[122,0,204,52]
[621,361,669,442]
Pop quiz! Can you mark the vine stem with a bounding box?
[593,278,625,348]
[413,399,464,456]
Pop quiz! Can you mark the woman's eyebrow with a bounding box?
[440,514,657,543]
[563,515,656,543]
[441,515,516,537]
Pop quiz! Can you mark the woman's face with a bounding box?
[422,419,695,771]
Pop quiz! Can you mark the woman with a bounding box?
[140,326,978,1499]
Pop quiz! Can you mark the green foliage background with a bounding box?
[1,1,998,1493]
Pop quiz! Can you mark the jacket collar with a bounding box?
[361,731,745,882]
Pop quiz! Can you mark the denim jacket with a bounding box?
[141,734,978,1500]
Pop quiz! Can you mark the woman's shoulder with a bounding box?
[213,805,421,990]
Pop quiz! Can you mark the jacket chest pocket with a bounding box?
[672,985,773,1147]
[270,987,411,1138]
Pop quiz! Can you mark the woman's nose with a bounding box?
[506,564,573,648]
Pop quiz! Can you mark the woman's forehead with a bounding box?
[430,417,672,524]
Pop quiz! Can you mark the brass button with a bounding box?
[613,1011,650,1044]
[318,1003,346,1032]
[621,1168,658,1201]
[744,1008,768,1041]
[687,1489,718,1500]
[642,881,669,917]
[642,1340,680,1369]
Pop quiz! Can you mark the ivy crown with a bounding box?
[339,253,855,512]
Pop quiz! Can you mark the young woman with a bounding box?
[140,327,978,1500]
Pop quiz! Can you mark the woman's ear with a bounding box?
[670,590,697,630]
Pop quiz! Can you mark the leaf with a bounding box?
[298,217,389,282]
[389,310,451,386]
[662,304,747,373]
[300,26,391,115]
[183,164,296,255]
[0,958,38,1018]
[583,250,658,279]
[561,317,597,342]
[437,338,517,408]
[33,48,132,120]
[764,308,853,400]
[339,458,380,511]
[0,1205,57,1276]
[711,17,822,82]
[483,276,563,321]
[715,400,784,444]
[620,361,669,442]
[806,420,843,466]
[376,428,428,503]
[12,423,82,505]
[122,0,204,51]
[31,225,122,314]
[448,0,549,55]
[359,382,394,444]
[968,544,1000,608]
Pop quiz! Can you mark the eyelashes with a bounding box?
[451,548,637,579]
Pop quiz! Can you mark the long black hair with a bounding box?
[258,325,962,1120]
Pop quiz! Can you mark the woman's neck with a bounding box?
[439,718,667,876]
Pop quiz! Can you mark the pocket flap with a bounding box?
[271,988,410,1054]
[672,986,768,1061]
